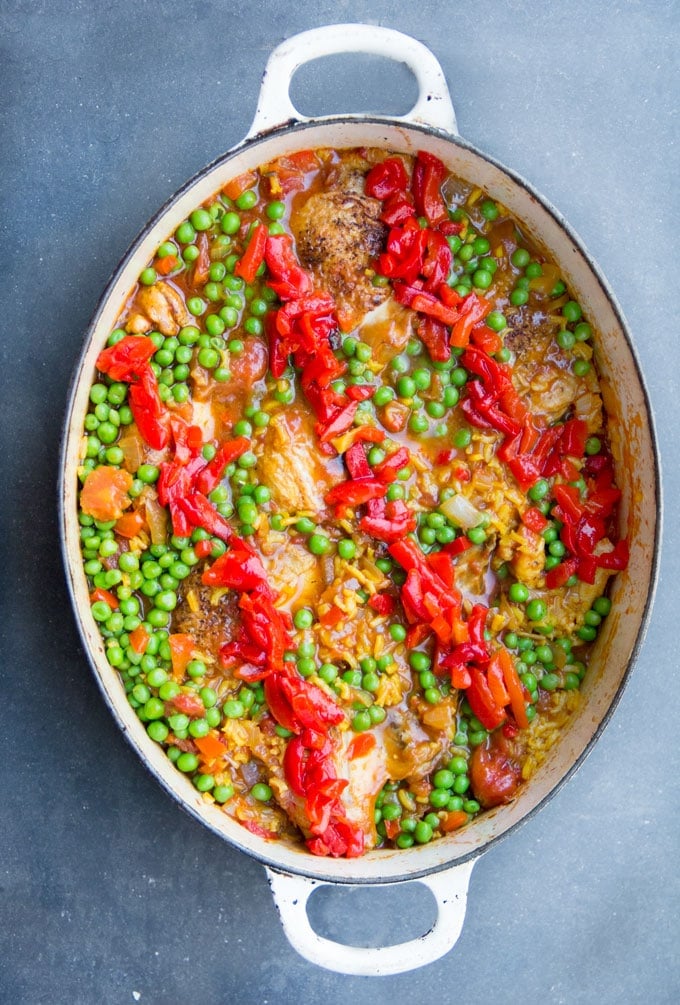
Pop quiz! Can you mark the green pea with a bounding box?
[486,310,507,331]
[593,596,612,617]
[251,782,272,801]
[511,247,530,269]
[453,428,471,449]
[472,269,493,290]
[480,199,499,221]
[351,710,372,732]
[433,769,455,789]
[467,526,486,545]
[362,672,380,693]
[525,261,543,278]
[338,538,356,560]
[412,368,431,391]
[574,322,592,341]
[294,608,314,630]
[409,413,429,434]
[175,221,196,245]
[510,287,529,306]
[526,598,547,621]
[190,208,212,232]
[577,625,598,642]
[236,190,258,210]
[176,752,199,773]
[309,533,331,556]
[528,478,550,501]
[396,375,416,398]
[213,784,234,803]
[573,358,591,377]
[389,624,406,642]
[562,301,582,323]
[557,330,576,350]
[414,820,433,844]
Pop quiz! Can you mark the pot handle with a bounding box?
[265,859,475,976]
[247,24,457,138]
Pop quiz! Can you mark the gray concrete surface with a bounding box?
[1,1,677,1002]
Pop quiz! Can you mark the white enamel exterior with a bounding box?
[60,26,660,976]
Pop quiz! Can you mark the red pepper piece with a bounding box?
[418,315,451,362]
[470,324,502,355]
[545,557,580,589]
[466,669,507,731]
[128,364,169,450]
[345,384,375,402]
[394,282,461,326]
[264,233,312,300]
[412,150,449,225]
[194,436,251,496]
[380,190,416,226]
[451,294,491,348]
[316,400,359,443]
[368,593,396,616]
[176,492,235,543]
[373,446,410,482]
[442,536,473,557]
[522,506,549,534]
[234,222,267,283]
[364,156,409,199]
[96,334,157,381]
[421,230,453,292]
[325,477,387,508]
[201,542,268,591]
[345,441,372,479]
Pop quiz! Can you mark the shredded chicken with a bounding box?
[125,281,191,335]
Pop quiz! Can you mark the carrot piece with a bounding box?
[89,587,119,609]
[497,647,529,729]
[223,171,257,201]
[155,254,179,275]
[80,466,133,522]
[114,509,147,539]
[441,810,468,832]
[194,732,227,762]
[128,625,150,654]
[168,633,196,681]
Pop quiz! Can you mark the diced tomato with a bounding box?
[194,732,227,762]
[80,466,133,523]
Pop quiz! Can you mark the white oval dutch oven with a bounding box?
[60,25,661,976]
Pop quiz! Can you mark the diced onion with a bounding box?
[439,494,484,529]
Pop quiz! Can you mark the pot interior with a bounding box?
[61,118,659,883]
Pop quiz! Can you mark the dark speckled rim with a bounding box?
[59,114,662,886]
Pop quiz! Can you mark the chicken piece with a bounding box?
[384,709,450,783]
[334,728,389,849]
[259,404,340,514]
[455,537,496,600]
[358,298,415,365]
[292,186,388,330]
[261,539,326,611]
[532,562,612,638]
[506,320,577,425]
[174,569,240,662]
[496,524,545,590]
[125,281,191,336]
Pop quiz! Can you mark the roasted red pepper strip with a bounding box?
[176,492,235,543]
[418,315,451,362]
[201,543,268,591]
[412,150,449,225]
[380,190,416,226]
[364,156,409,199]
[372,446,410,482]
[234,222,267,283]
[316,400,358,442]
[194,436,250,496]
[467,669,507,731]
[128,364,169,450]
[325,477,387,508]
[96,334,156,380]
[264,233,312,300]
